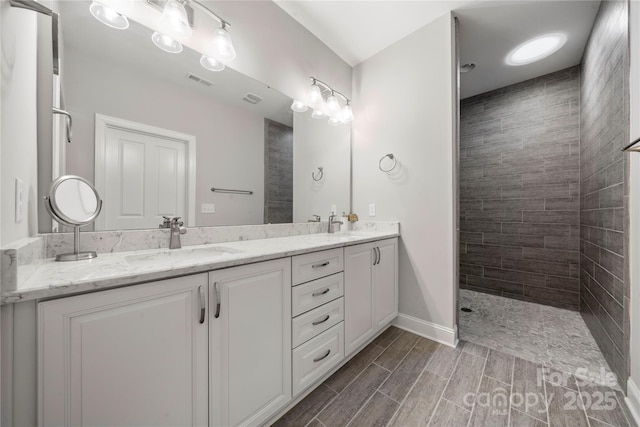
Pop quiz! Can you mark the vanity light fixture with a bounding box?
[290,100,308,113]
[89,1,129,30]
[506,33,567,66]
[294,77,353,126]
[200,55,225,72]
[89,0,237,68]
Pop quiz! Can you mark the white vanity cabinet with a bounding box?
[208,258,292,427]
[344,238,398,356]
[38,273,209,427]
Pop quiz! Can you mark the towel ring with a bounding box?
[379,154,397,173]
[312,167,324,181]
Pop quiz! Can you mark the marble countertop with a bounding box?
[1,230,398,304]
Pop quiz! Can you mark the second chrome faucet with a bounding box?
[160,216,187,249]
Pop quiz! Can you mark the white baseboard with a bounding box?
[626,378,640,426]
[392,313,458,347]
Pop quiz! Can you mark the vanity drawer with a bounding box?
[292,273,344,316]
[292,322,344,396]
[292,248,344,285]
[292,297,344,347]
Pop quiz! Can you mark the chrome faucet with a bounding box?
[308,215,321,222]
[162,216,186,249]
[328,214,343,234]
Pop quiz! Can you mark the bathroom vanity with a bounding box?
[2,228,398,427]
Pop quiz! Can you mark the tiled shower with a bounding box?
[459,0,629,389]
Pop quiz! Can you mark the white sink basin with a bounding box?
[124,246,241,265]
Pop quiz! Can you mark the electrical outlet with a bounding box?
[201,203,215,214]
[369,203,376,217]
[330,204,337,215]
[15,178,24,223]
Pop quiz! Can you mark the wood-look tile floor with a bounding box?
[273,327,637,427]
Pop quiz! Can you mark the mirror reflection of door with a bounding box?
[94,115,196,230]
[264,119,293,224]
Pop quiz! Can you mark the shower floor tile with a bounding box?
[459,289,619,389]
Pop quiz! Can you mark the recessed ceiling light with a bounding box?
[506,33,567,66]
[460,62,476,73]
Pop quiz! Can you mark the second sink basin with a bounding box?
[124,246,241,265]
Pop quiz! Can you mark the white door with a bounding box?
[38,273,209,427]
[209,259,292,427]
[344,242,375,356]
[95,114,196,230]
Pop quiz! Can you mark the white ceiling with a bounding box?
[274,0,600,99]
[273,0,474,66]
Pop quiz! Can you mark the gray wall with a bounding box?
[579,0,629,389]
[459,66,581,310]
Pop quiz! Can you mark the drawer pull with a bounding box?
[313,349,331,363]
[312,315,330,326]
[312,261,330,268]
[312,288,331,297]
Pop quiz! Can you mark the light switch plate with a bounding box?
[201,203,215,214]
[369,203,376,217]
[15,178,24,223]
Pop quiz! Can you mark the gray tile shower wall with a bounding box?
[579,0,629,390]
[459,66,581,310]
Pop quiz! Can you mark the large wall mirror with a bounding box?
[38,0,351,233]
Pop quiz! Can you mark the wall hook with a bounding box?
[312,166,324,181]
[379,153,397,173]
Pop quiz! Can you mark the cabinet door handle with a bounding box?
[312,261,330,268]
[373,247,380,265]
[312,288,331,297]
[213,282,221,319]
[313,349,331,363]
[198,286,206,324]
[312,315,330,326]
[376,247,381,265]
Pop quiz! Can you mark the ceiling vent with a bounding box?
[186,73,213,87]
[242,93,263,104]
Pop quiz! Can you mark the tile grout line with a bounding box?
[344,333,418,427]
[384,344,449,427]
[507,353,515,427]
[465,349,490,427]
[426,350,466,427]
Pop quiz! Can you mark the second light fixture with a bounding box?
[290,77,354,125]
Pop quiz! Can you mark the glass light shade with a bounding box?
[211,26,236,61]
[307,83,323,107]
[290,100,308,113]
[506,33,567,66]
[89,1,129,30]
[152,32,183,54]
[159,0,192,39]
[341,103,354,122]
[326,93,340,115]
[311,108,327,119]
[200,55,225,72]
[328,117,341,126]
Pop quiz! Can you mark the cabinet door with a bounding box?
[209,258,292,427]
[374,238,399,328]
[344,242,375,356]
[38,273,209,427]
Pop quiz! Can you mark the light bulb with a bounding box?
[211,24,236,61]
[307,83,323,107]
[200,55,225,72]
[326,93,340,115]
[159,0,192,39]
[341,103,354,122]
[311,108,326,119]
[89,1,129,29]
[290,100,308,113]
[152,32,183,54]
[328,117,341,126]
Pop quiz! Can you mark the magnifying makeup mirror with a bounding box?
[44,175,103,261]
